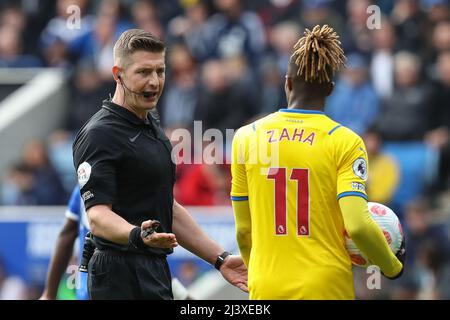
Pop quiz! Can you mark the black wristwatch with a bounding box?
[214,251,231,270]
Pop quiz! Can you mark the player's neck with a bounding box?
[288,98,325,112]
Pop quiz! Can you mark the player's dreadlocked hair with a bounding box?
[291,25,346,83]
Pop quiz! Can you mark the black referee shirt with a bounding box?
[73,100,176,256]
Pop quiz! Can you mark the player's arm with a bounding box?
[40,218,78,299]
[230,127,251,267]
[335,131,403,278]
[231,200,251,267]
[339,196,403,278]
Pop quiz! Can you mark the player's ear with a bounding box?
[112,66,121,83]
[285,75,293,92]
[326,81,334,97]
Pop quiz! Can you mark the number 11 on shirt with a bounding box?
[267,168,310,236]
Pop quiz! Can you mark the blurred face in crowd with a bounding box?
[405,203,429,235]
[169,45,196,87]
[363,131,381,157]
[344,67,367,86]
[215,0,240,13]
[373,22,396,51]
[0,25,21,57]
[432,21,450,52]
[437,51,450,86]
[201,60,228,92]
[270,21,302,55]
[23,140,47,168]
[347,0,370,25]
[394,52,420,88]
[0,7,26,31]
[116,50,166,115]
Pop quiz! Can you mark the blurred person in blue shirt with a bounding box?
[325,53,380,135]
[40,186,89,300]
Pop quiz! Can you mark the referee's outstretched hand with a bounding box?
[220,255,249,293]
[141,220,178,249]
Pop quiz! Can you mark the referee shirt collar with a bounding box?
[102,100,155,126]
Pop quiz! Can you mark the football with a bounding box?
[345,202,404,267]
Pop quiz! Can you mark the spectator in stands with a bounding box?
[39,0,94,67]
[267,20,302,76]
[263,21,302,112]
[175,162,231,206]
[47,130,78,194]
[325,53,380,135]
[404,199,449,265]
[161,43,199,129]
[255,0,301,27]
[423,0,450,24]
[363,127,400,206]
[391,0,431,56]
[195,59,257,133]
[195,0,267,65]
[167,0,210,51]
[427,50,450,191]
[415,239,450,299]
[0,163,36,205]
[68,14,118,80]
[376,51,433,141]
[65,60,112,132]
[370,19,397,98]
[131,0,164,40]
[0,25,43,68]
[300,0,345,37]
[21,139,67,205]
[341,0,374,54]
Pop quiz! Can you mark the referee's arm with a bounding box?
[172,200,248,292]
[88,205,177,248]
[87,204,135,245]
[172,200,225,264]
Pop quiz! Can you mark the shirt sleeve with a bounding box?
[65,186,81,221]
[336,133,369,201]
[73,128,119,210]
[230,128,249,200]
[339,196,402,277]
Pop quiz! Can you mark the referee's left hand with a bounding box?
[220,255,248,292]
[141,220,178,249]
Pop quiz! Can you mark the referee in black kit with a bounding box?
[72,29,248,299]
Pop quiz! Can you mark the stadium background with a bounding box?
[0,0,449,299]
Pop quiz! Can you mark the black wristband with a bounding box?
[129,226,145,250]
[214,251,231,271]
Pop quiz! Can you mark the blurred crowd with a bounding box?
[0,0,449,299]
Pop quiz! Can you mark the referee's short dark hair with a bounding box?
[113,29,165,67]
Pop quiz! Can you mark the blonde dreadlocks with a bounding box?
[291,25,346,83]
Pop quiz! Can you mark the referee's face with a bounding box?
[123,50,166,112]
